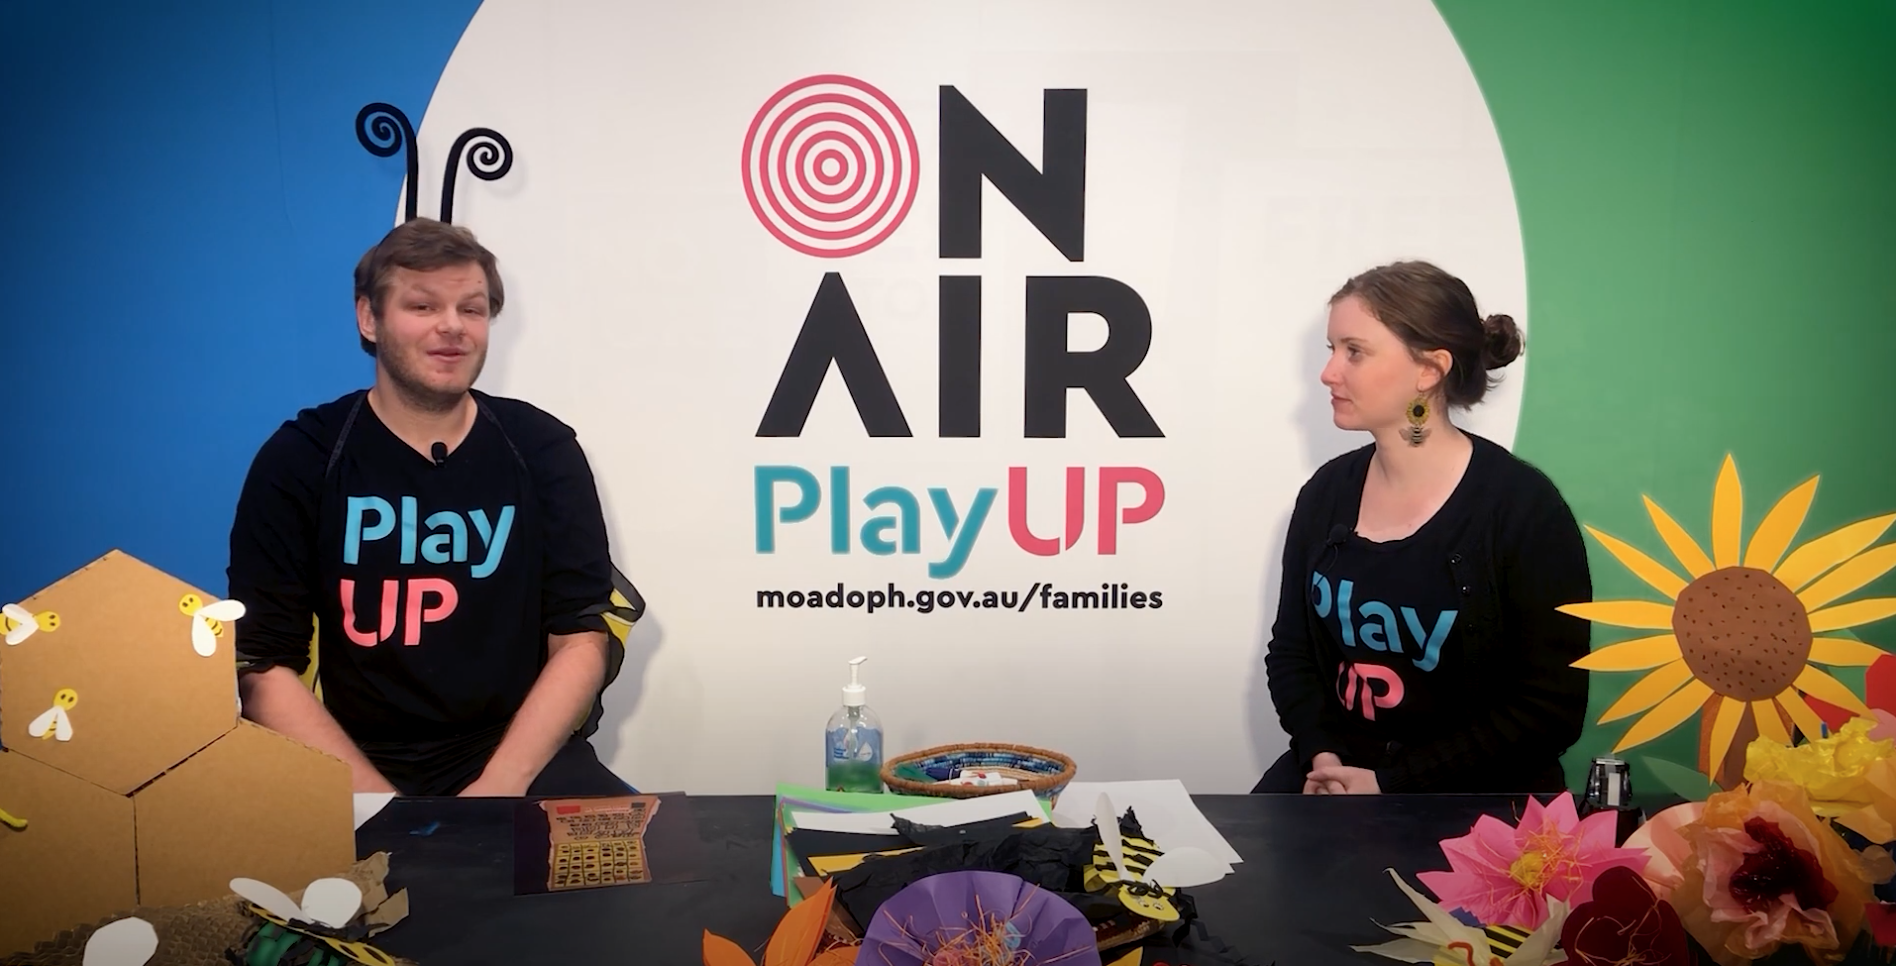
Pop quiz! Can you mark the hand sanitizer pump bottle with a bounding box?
[825,656,884,793]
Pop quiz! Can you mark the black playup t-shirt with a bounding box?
[1309,517,1469,734]
[228,390,612,794]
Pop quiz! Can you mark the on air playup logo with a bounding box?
[744,75,1166,580]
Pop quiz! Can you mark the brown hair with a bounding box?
[1330,260,1522,408]
[352,218,505,356]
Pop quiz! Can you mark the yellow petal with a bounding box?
[1809,598,1896,633]
[1712,455,1744,569]
[1614,679,1712,752]
[1799,543,1896,613]
[1776,689,1829,742]
[1585,526,1688,599]
[1599,660,1696,724]
[1794,665,1870,715]
[1558,599,1677,630]
[1776,514,1896,592]
[1573,634,1684,671]
[1105,952,1143,966]
[1809,637,1893,667]
[1752,700,1790,744]
[1644,495,1715,579]
[1745,477,1819,572]
[1709,696,1745,771]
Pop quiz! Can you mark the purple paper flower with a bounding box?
[856,871,1101,966]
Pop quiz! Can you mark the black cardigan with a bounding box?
[1263,433,1593,792]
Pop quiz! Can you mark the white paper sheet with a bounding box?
[894,789,1047,826]
[353,792,396,830]
[1050,780,1242,865]
[791,789,1048,835]
[788,810,907,834]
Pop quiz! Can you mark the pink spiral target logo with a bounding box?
[743,75,919,258]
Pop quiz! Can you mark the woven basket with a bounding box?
[881,742,1077,799]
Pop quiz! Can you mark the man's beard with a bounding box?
[380,338,485,414]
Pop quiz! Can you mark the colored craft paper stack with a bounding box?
[770,783,1050,901]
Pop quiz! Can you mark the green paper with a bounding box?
[775,783,944,811]
[1641,755,1719,802]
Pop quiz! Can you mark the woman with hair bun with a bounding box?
[1256,261,1593,795]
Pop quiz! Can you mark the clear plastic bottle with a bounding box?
[825,656,884,793]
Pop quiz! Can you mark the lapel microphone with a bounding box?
[430,441,448,467]
[1309,524,1353,608]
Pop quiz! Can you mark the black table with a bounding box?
[356,793,1533,965]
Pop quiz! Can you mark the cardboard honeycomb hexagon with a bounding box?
[1,550,239,793]
[0,549,355,957]
[133,719,354,907]
[0,749,138,957]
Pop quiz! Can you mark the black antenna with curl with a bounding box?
[354,103,418,222]
[355,102,515,224]
[440,127,514,224]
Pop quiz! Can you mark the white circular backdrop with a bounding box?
[411,0,1527,793]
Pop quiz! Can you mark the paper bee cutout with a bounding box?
[3,602,60,645]
[28,688,78,742]
[230,875,398,966]
[179,593,246,657]
[1092,793,1229,922]
[231,876,364,930]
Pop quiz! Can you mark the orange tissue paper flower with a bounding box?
[1667,781,1874,966]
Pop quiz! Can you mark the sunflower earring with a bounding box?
[1402,396,1431,446]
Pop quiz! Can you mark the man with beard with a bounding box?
[226,218,628,797]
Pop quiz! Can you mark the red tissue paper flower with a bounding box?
[1556,866,1690,966]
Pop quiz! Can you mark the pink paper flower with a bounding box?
[1418,792,1651,930]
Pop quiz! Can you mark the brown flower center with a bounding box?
[1673,567,1812,701]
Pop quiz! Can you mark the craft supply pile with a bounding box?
[758,779,1248,966]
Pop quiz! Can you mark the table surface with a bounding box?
[356,793,1537,966]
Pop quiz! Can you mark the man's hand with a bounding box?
[458,771,531,797]
[470,630,610,796]
[240,665,400,794]
[1307,763,1381,795]
[1303,752,1348,794]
